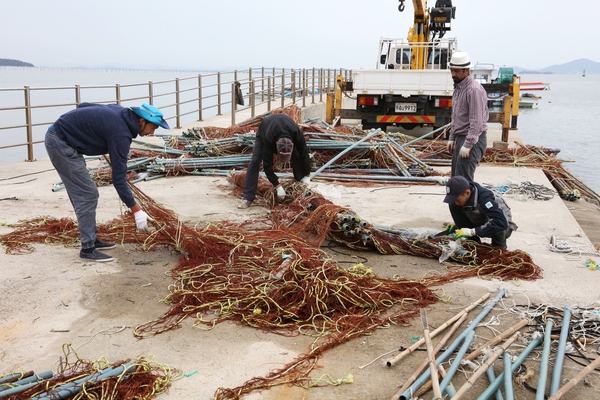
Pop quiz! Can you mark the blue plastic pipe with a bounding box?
[477,335,542,400]
[486,361,504,400]
[0,371,53,397]
[437,330,476,398]
[31,362,134,400]
[503,352,514,400]
[550,306,572,395]
[312,128,381,178]
[398,288,507,400]
[536,319,555,400]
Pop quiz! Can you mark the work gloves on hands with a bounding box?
[447,140,455,154]
[276,185,286,201]
[134,210,154,232]
[300,176,311,185]
[445,223,456,234]
[459,146,471,158]
[454,227,476,240]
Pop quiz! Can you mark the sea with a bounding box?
[1,68,599,193]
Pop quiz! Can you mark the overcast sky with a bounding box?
[3,0,598,71]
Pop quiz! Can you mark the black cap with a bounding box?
[443,176,471,203]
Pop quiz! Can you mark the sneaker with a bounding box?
[79,249,114,263]
[237,199,251,209]
[95,238,116,250]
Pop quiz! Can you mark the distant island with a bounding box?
[0,58,34,67]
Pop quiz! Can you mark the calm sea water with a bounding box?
[1,68,598,193]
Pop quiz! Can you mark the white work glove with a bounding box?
[300,176,311,185]
[134,210,154,232]
[454,227,476,240]
[459,145,471,158]
[276,185,286,201]
[447,140,455,154]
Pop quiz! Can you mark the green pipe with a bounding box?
[32,362,134,399]
[312,128,382,178]
[438,329,475,397]
[486,362,504,400]
[0,371,53,394]
[503,352,514,400]
[398,289,506,400]
[550,306,572,395]
[477,336,542,400]
[536,319,555,400]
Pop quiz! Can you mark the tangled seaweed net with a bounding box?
[0,174,543,399]
[0,344,180,399]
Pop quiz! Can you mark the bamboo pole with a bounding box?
[464,319,529,362]
[397,289,507,400]
[391,313,467,399]
[387,292,491,367]
[548,353,600,399]
[451,331,521,400]
[421,309,442,400]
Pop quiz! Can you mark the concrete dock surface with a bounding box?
[1,100,600,399]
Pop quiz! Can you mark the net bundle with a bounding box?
[0,175,543,399]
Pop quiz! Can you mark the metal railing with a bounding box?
[0,67,350,163]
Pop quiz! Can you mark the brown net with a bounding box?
[1,344,180,399]
[0,176,543,399]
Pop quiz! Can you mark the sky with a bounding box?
[2,0,599,71]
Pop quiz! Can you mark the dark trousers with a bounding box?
[242,135,305,202]
[451,132,487,182]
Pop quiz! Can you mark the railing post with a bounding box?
[250,80,255,118]
[198,74,203,121]
[148,81,154,105]
[261,67,265,102]
[281,68,285,108]
[302,69,306,108]
[292,69,296,104]
[175,78,181,129]
[319,69,323,102]
[116,84,121,105]
[24,86,34,161]
[217,72,222,115]
[267,76,272,112]
[312,67,315,104]
[327,69,331,94]
[75,85,81,105]
[231,82,236,126]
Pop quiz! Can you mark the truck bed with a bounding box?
[351,69,454,97]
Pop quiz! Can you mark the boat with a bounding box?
[472,64,544,109]
[518,93,542,108]
[520,81,550,91]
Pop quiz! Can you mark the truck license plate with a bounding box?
[395,103,417,113]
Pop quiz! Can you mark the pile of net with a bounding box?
[0,177,542,399]
[0,344,180,399]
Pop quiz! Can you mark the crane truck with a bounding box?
[337,0,457,132]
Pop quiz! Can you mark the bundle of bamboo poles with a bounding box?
[387,295,600,399]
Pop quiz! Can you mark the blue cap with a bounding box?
[131,103,170,130]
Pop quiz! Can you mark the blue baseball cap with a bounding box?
[131,103,170,130]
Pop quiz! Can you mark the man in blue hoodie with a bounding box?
[45,103,169,262]
[443,175,517,249]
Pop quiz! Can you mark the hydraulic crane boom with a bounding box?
[398,0,455,69]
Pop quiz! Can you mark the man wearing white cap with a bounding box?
[238,113,311,208]
[447,51,489,182]
[45,102,170,262]
[443,175,517,249]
